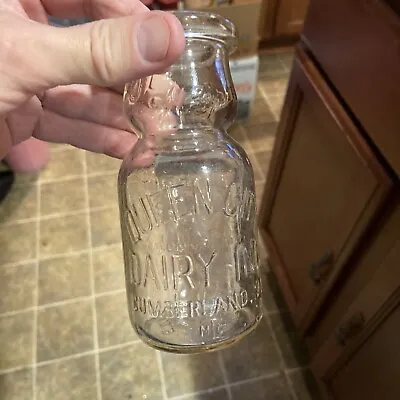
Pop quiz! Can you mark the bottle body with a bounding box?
[119,129,262,352]
[118,10,262,353]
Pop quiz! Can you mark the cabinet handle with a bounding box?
[335,312,365,346]
[309,250,334,284]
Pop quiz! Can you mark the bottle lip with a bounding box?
[170,10,238,54]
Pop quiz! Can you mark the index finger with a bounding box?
[39,0,148,19]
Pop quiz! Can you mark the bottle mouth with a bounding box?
[170,10,237,54]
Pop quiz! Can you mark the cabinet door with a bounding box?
[258,46,393,331]
[275,0,309,36]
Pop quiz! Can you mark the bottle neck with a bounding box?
[124,39,237,140]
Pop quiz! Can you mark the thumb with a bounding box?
[12,11,185,92]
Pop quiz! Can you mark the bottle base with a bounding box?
[134,314,263,354]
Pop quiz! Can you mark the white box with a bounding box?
[229,55,259,121]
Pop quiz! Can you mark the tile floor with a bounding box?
[0,50,321,400]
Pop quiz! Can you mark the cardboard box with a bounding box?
[229,55,259,121]
[183,0,261,58]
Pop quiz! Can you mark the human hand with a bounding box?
[0,0,185,170]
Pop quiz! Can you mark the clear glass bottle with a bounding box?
[118,10,262,353]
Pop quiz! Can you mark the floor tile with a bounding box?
[87,175,118,209]
[40,149,84,182]
[86,152,121,174]
[99,343,162,400]
[162,352,225,397]
[181,388,229,400]
[227,123,246,145]
[93,244,125,293]
[246,98,276,126]
[288,368,322,400]
[0,184,37,224]
[259,77,289,97]
[257,232,269,265]
[90,206,121,247]
[248,153,264,182]
[231,373,292,400]
[267,95,285,119]
[37,300,93,362]
[14,172,40,185]
[263,271,289,313]
[244,122,277,153]
[269,313,309,369]
[279,52,295,70]
[36,355,97,400]
[40,178,86,216]
[0,312,33,370]
[241,138,256,157]
[255,149,273,172]
[258,53,288,79]
[40,214,89,257]
[221,318,282,382]
[96,292,137,348]
[255,182,266,210]
[38,253,91,305]
[0,368,33,399]
[0,222,36,264]
[0,263,35,313]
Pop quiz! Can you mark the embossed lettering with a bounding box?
[240,188,255,221]
[200,320,223,339]
[172,255,195,289]
[143,255,160,289]
[129,290,250,319]
[189,300,201,318]
[127,252,141,285]
[161,301,175,318]
[145,193,160,227]
[126,209,141,243]
[198,251,216,287]
[148,299,161,317]
[193,178,213,214]
[240,288,248,307]
[129,198,153,235]
[147,189,173,226]
[167,183,193,220]
[211,296,229,316]
[224,182,239,216]
[161,255,169,290]
[234,242,251,282]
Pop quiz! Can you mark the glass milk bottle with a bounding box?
[118,10,263,353]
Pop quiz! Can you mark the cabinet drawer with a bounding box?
[259,47,393,331]
[311,230,400,397]
[308,202,400,358]
[303,0,400,176]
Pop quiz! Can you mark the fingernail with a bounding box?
[137,15,170,62]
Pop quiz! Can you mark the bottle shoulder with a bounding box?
[118,130,254,183]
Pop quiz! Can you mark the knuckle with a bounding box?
[89,21,118,86]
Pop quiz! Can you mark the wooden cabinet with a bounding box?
[258,0,400,397]
[259,47,393,331]
[260,0,309,44]
[275,0,309,36]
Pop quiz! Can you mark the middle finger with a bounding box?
[38,0,148,19]
[42,84,132,132]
